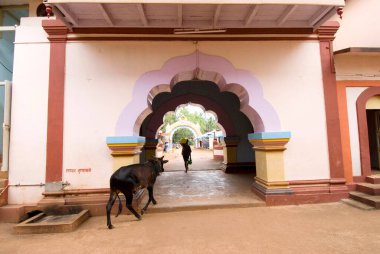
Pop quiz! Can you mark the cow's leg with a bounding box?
[141,186,155,214]
[106,191,117,229]
[124,192,141,220]
[150,186,157,205]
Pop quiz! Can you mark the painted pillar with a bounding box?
[106,136,145,170]
[220,136,239,173]
[143,138,159,161]
[317,21,345,182]
[213,139,223,160]
[42,19,68,192]
[249,132,292,195]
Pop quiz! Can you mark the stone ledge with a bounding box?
[13,209,90,234]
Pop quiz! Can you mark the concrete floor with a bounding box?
[143,148,263,212]
[144,170,264,213]
[1,203,380,253]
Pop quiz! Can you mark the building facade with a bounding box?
[1,0,379,219]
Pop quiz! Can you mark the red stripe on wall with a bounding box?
[317,22,345,180]
[42,20,68,183]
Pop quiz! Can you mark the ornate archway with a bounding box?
[115,51,281,136]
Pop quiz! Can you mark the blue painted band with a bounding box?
[106,136,146,144]
[248,132,291,140]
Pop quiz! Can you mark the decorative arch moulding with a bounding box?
[116,50,281,137]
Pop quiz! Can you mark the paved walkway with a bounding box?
[145,170,264,213]
[149,148,262,212]
[163,148,222,171]
[1,203,379,253]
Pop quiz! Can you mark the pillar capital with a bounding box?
[106,136,146,170]
[317,21,340,41]
[42,19,68,42]
[220,136,240,147]
[249,132,291,151]
[106,136,145,156]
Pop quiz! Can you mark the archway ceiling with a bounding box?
[45,0,344,33]
[140,80,254,138]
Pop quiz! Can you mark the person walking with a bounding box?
[181,139,192,173]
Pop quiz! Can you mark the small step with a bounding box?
[366,175,380,184]
[0,171,8,179]
[0,188,7,207]
[0,179,7,189]
[341,199,375,210]
[349,191,380,209]
[356,183,380,195]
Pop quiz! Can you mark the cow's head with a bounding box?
[152,156,168,174]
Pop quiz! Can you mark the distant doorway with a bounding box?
[366,110,380,174]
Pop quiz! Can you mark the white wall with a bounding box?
[198,41,329,180]
[335,54,380,81]
[8,17,50,204]
[62,41,194,188]
[62,40,329,187]
[331,0,380,51]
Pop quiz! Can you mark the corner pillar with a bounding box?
[317,21,345,180]
[143,138,159,161]
[249,132,292,197]
[220,136,239,173]
[106,136,145,171]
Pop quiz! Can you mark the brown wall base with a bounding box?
[251,181,350,206]
[0,189,146,223]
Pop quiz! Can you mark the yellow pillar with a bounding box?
[220,136,240,173]
[106,136,145,171]
[249,132,291,193]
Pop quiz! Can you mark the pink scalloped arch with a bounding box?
[115,51,281,136]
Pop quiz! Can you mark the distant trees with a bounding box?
[161,106,219,134]
[160,105,219,145]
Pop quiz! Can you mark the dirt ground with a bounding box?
[1,203,379,254]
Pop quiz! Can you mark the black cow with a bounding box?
[106,156,168,229]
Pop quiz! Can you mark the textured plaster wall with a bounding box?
[335,54,380,81]
[8,18,50,204]
[331,0,380,51]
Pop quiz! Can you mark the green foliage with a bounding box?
[172,128,194,145]
[162,106,219,134]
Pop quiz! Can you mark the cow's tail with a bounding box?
[115,193,123,217]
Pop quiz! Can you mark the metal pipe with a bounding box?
[8,181,70,188]
[0,26,16,32]
[9,183,45,187]
[1,81,11,172]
